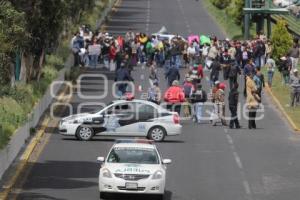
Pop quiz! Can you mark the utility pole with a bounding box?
[244,0,250,39]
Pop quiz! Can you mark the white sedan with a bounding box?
[59,99,182,142]
[97,139,171,199]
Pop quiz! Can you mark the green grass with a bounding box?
[262,66,300,129]
[202,0,256,39]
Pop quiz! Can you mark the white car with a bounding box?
[97,139,171,199]
[59,99,182,142]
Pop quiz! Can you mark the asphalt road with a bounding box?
[15,0,300,200]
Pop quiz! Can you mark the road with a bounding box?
[14,0,300,200]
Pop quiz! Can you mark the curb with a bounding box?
[0,84,71,200]
[265,85,300,132]
[0,117,50,200]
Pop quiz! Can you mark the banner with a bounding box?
[88,44,101,55]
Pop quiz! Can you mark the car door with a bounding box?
[99,102,140,136]
[136,103,158,134]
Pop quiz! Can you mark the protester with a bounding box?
[147,80,161,105]
[228,83,241,129]
[290,69,300,107]
[149,62,158,86]
[210,59,221,86]
[243,58,256,97]
[165,65,180,86]
[212,82,227,126]
[182,77,195,117]
[190,84,207,123]
[265,56,276,87]
[115,65,134,97]
[279,56,292,85]
[288,41,300,70]
[246,73,260,129]
[253,67,265,98]
[164,80,185,115]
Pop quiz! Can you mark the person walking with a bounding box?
[288,42,300,70]
[165,65,180,87]
[228,83,241,129]
[190,84,207,123]
[115,65,134,97]
[147,80,161,105]
[246,74,260,129]
[210,59,221,86]
[149,62,158,86]
[243,58,256,97]
[253,67,265,98]
[182,77,195,117]
[290,69,300,107]
[213,82,227,126]
[164,80,185,115]
[266,56,276,87]
[228,62,241,90]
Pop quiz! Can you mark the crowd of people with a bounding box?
[71,25,300,129]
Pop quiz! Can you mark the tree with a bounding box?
[0,1,27,85]
[226,0,244,26]
[271,19,293,61]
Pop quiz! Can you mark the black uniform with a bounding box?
[228,87,240,128]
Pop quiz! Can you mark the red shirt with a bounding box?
[164,86,185,103]
[197,65,204,78]
[109,46,117,60]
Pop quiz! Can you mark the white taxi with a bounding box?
[97,139,171,199]
[59,99,182,142]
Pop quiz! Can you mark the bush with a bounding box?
[226,0,244,26]
[271,19,293,61]
[211,0,231,9]
[0,97,26,127]
[46,55,64,71]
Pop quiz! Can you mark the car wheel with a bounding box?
[148,126,166,142]
[99,192,110,199]
[154,194,164,200]
[76,126,94,141]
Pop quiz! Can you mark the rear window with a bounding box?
[107,147,159,164]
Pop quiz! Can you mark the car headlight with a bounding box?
[102,168,112,178]
[152,170,163,180]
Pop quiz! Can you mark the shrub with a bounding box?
[271,19,293,61]
[46,55,64,71]
[211,0,231,9]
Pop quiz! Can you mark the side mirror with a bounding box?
[162,159,172,165]
[97,157,105,162]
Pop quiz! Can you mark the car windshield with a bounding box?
[107,147,159,164]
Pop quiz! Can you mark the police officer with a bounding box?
[228,83,241,129]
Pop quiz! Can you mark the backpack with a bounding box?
[183,83,193,98]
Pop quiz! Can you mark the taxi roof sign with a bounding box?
[115,139,154,144]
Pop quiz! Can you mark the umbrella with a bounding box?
[200,35,211,45]
[188,35,199,45]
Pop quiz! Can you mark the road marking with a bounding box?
[233,151,243,169]
[226,134,234,145]
[243,180,251,195]
[176,0,192,35]
[146,0,151,33]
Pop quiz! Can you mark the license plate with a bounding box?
[125,182,138,189]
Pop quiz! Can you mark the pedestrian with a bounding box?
[109,42,117,71]
[265,56,276,87]
[147,80,161,105]
[228,83,241,129]
[220,48,232,80]
[115,65,134,97]
[210,59,221,86]
[190,84,207,123]
[228,62,241,90]
[243,58,256,97]
[279,56,292,85]
[253,67,265,98]
[149,62,158,86]
[182,77,195,117]
[164,80,185,115]
[165,65,180,87]
[288,42,300,70]
[72,32,84,67]
[212,82,227,126]
[246,73,260,129]
[290,69,300,107]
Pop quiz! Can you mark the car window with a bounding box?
[105,103,135,114]
[107,147,159,164]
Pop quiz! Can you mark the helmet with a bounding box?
[219,82,226,90]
